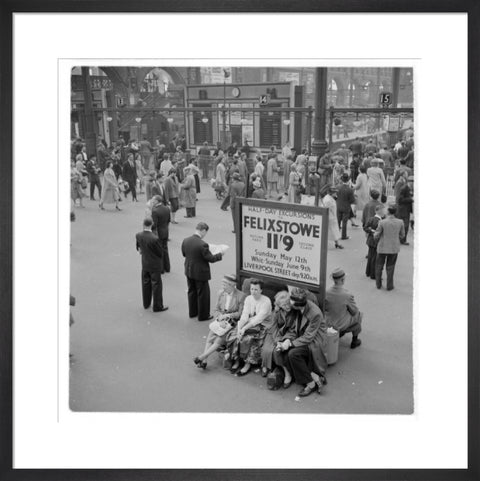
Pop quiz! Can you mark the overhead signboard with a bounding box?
[235,198,329,302]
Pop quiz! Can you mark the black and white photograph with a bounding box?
[69,65,415,414]
[8,9,474,476]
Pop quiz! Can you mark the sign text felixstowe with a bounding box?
[241,203,323,286]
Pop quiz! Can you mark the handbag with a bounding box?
[209,318,234,337]
[297,184,306,195]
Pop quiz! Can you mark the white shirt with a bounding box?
[239,295,272,327]
[224,292,233,312]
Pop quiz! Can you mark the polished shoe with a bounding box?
[236,367,251,377]
[200,361,207,369]
[351,223,359,227]
[171,221,178,224]
[220,207,228,211]
[350,338,362,349]
[315,379,325,394]
[283,378,293,389]
[376,284,382,289]
[115,206,122,211]
[298,384,317,397]
[387,287,394,291]
[230,363,240,374]
[154,306,169,312]
[341,236,350,240]
[401,241,410,245]
[199,315,214,321]
[335,243,344,249]
[99,204,105,210]
[193,357,202,367]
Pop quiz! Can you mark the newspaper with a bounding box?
[208,244,229,256]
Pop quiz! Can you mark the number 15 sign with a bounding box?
[235,198,329,299]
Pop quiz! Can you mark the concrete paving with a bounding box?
[70,181,413,414]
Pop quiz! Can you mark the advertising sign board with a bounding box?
[235,198,329,302]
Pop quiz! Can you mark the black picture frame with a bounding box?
[1,1,478,480]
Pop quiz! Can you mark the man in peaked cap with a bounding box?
[272,287,328,397]
[324,268,363,349]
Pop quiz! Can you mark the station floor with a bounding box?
[70,181,414,414]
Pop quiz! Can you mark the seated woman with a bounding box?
[226,278,272,376]
[260,291,294,378]
[193,274,246,369]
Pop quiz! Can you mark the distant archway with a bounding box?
[138,67,185,87]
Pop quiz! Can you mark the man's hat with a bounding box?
[223,274,237,284]
[331,268,346,280]
[232,172,241,180]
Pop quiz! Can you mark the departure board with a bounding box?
[192,103,213,144]
[259,104,281,148]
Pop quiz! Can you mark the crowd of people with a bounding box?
[71,129,414,399]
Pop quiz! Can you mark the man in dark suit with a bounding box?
[122,153,138,201]
[396,176,414,245]
[374,205,405,291]
[181,222,223,321]
[228,173,246,233]
[151,196,171,273]
[336,173,356,240]
[349,137,364,158]
[135,218,168,312]
[361,189,382,227]
[364,204,385,279]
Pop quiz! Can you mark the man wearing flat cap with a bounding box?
[325,268,363,349]
[273,287,328,397]
[228,172,246,233]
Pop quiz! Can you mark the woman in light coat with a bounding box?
[99,161,121,211]
[354,165,370,212]
[180,165,197,218]
[70,159,85,208]
[287,164,301,204]
[319,184,343,249]
[193,274,246,369]
[260,291,295,378]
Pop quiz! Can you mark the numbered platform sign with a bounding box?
[235,198,329,301]
[379,92,393,106]
[259,94,271,105]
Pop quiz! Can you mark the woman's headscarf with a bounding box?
[274,290,291,310]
